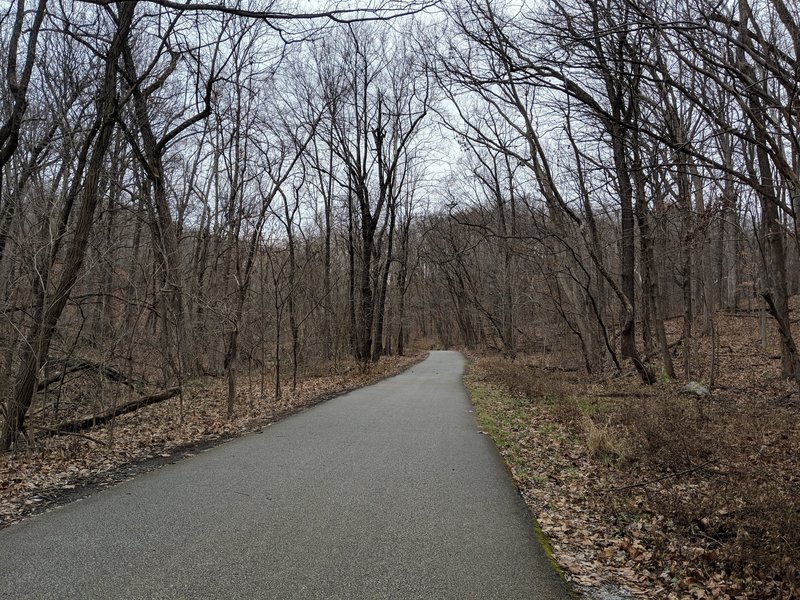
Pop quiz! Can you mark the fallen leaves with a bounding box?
[0,352,426,528]
[466,320,800,600]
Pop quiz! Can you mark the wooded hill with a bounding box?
[0,0,798,464]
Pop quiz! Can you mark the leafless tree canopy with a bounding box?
[1,0,799,449]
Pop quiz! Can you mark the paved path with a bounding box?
[0,351,570,599]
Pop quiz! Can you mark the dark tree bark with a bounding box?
[1,2,137,451]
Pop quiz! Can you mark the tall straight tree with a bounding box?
[324,24,429,365]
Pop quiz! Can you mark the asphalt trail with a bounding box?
[0,351,570,599]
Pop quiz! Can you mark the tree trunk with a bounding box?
[1,2,136,451]
[372,197,396,361]
[609,124,648,383]
[633,152,676,379]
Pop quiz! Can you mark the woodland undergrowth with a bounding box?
[467,310,800,599]
[0,351,425,527]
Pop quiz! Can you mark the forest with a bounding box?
[0,0,799,597]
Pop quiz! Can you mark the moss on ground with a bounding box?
[466,378,573,593]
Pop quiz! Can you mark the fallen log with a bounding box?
[34,428,108,445]
[642,339,681,362]
[36,362,93,391]
[40,387,181,437]
[37,358,143,392]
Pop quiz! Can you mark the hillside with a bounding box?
[467,303,800,598]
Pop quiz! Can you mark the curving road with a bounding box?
[0,351,570,599]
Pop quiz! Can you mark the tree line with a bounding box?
[0,0,797,450]
[427,0,799,384]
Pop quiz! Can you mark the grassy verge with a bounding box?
[465,353,799,599]
[469,380,568,579]
[466,366,611,595]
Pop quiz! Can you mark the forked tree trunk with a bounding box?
[372,196,396,361]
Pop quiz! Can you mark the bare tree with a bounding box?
[1,1,136,450]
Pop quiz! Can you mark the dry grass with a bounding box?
[467,300,800,598]
[583,416,631,462]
